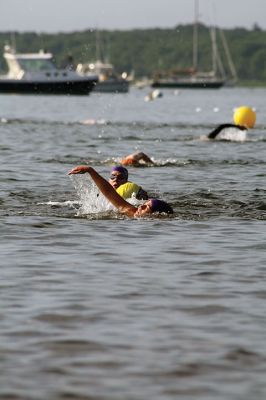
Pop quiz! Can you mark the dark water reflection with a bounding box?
[0,89,266,399]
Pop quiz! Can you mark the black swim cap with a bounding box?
[150,199,173,214]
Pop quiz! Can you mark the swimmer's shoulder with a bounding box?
[120,155,136,166]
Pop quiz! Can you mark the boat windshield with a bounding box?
[17,58,57,72]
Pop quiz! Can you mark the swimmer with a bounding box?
[207,123,247,139]
[109,166,148,200]
[120,151,154,166]
[207,107,255,140]
[68,165,173,217]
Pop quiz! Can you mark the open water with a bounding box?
[0,87,266,400]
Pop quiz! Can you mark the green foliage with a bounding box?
[0,24,266,84]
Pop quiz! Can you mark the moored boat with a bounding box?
[151,0,237,90]
[151,71,225,89]
[76,60,129,93]
[0,45,98,95]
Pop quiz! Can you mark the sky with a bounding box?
[1,0,265,33]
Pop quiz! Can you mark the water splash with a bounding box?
[214,127,247,142]
[69,174,142,216]
[37,200,80,208]
[69,174,114,215]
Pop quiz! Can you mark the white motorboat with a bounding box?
[0,45,98,95]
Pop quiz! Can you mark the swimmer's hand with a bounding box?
[68,165,91,175]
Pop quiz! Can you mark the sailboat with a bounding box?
[151,0,237,89]
[76,30,130,93]
[77,59,129,93]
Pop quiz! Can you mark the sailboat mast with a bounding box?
[193,0,199,72]
[11,32,17,52]
[219,28,238,82]
[210,25,218,75]
[95,29,101,61]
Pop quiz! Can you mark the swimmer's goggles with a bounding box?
[110,173,126,181]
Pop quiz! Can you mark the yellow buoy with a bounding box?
[233,106,256,128]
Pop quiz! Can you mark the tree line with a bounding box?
[0,24,265,85]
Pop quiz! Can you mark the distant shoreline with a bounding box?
[0,25,265,85]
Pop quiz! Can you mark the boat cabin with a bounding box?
[3,45,59,79]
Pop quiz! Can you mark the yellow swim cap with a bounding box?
[116,182,140,199]
[233,106,256,128]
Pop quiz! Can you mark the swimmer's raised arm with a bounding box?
[68,165,137,217]
[132,152,154,163]
[120,151,154,166]
[207,123,247,139]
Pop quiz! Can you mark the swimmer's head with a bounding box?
[109,166,128,189]
[135,199,173,217]
[150,199,173,214]
[111,166,128,180]
[116,182,140,199]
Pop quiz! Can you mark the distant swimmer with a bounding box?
[120,151,154,166]
[68,165,173,218]
[109,166,148,200]
[207,123,247,139]
[207,106,256,140]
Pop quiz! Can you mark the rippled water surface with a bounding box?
[0,88,266,399]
